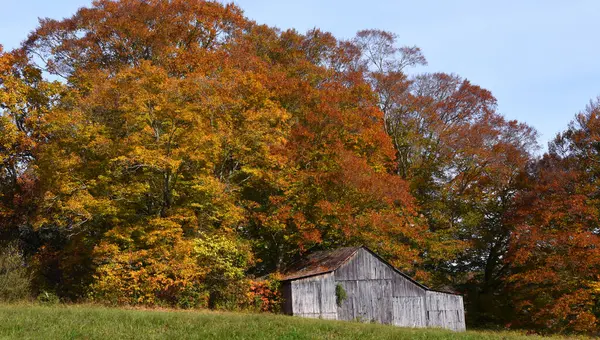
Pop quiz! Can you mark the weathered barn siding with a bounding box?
[335,248,395,323]
[425,291,466,331]
[281,246,466,332]
[393,274,426,297]
[334,248,429,327]
[392,296,426,327]
[336,279,393,323]
[335,248,395,280]
[290,272,337,319]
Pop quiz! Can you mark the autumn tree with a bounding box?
[15,0,428,305]
[236,28,427,275]
[16,0,271,303]
[0,45,63,251]
[354,30,539,325]
[507,98,600,333]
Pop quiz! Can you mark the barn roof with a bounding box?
[280,246,460,295]
[280,246,361,281]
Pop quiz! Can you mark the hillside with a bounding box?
[0,304,555,340]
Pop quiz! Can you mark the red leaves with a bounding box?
[245,278,281,312]
[505,101,600,332]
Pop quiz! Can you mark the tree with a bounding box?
[234,27,428,275]
[354,30,538,324]
[0,45,62,249]
[507,98,600,333]
[17,0,428,304]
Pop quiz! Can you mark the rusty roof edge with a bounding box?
[279,270,335,282]
[329,246,361,274]
[280,246,361,282]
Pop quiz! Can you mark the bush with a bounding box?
[245,276,281,313]
[89,238,202,307]
[336,284,347,307]
[0,242,32,302]
[193,234,254,310]
[37,290,60,305]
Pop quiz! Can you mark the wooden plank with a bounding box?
[393,275,426,297]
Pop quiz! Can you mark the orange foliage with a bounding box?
[506,100,600,333]
[244,278,282,313]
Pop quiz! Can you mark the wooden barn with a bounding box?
[280,246,466,331]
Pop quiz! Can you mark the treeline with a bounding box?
[0,0,598,334]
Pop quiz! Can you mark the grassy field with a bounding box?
[0,304,566,339]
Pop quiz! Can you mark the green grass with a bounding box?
[0,303,567,339]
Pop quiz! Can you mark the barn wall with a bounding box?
[334,248,428,327]
[290,272,337,319]
[425,291,466,331]
[334,248,395,323]
[392,296,426,327]
[393,275,426,297]
[388,254,427,328]
[287,247,466,332]
[335,278,393,323]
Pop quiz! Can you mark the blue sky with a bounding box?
[2,0,599,150]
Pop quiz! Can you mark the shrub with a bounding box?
[336,284,347,307]
[89,231,253,309]
[89,238,202,307]
[194,234,254,310]
[0,242,32,302]
[245,276,281,312]
[37,290,60,305]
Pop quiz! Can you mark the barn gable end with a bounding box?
[281,246,466,331]
[334,248,427,327]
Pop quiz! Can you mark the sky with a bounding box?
[2,0,599,150]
